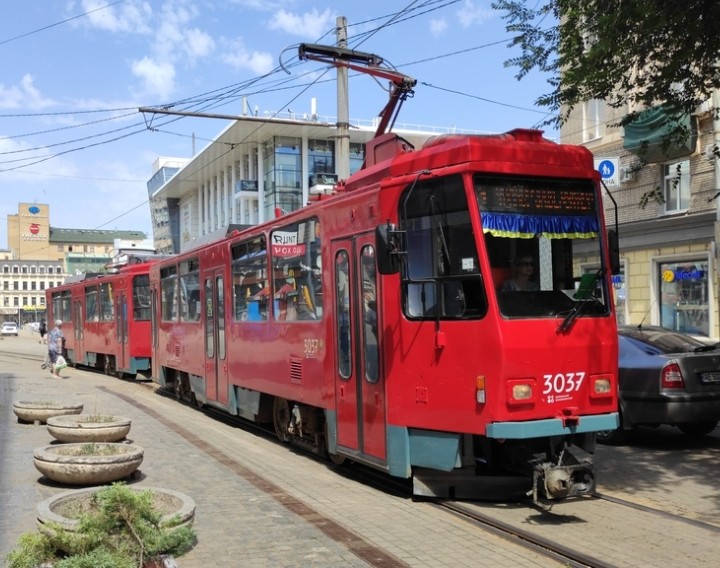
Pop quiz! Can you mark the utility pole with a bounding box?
[336,16,350,181]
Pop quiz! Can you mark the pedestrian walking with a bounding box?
[47,320,65,379]
[39,319,47,344]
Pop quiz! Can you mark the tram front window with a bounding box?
[401,175,487,320]
[475,175,611,319]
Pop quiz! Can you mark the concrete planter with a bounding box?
[36,486,196,552]
[47,414,132,443]
[33,443,144,485]
[13,400,83,425]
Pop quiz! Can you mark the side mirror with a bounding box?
[607,229,621,275]
[375,223,400,275]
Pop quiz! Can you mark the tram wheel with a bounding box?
[324,421,346,466]
[273,397,291,443]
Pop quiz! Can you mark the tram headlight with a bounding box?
[506,379,535,406]
[591,375,613,398]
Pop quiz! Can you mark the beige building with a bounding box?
[562,96,719,339]
[2,202,147,324]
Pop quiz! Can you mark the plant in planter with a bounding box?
[6,483,196,568]
[47,414,133,443]
[13,400,83,425]
[33,442,144,485]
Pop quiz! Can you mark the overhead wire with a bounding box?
[1,1,555,234]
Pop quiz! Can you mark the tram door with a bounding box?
[332,235,386,462]
[115,291,128,372]
[203,270,229,406]
[72,299,83,361]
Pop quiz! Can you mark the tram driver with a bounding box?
[500,255,539,292]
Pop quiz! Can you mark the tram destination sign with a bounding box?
[478,185,595,216]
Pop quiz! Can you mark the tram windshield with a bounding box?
[398,174,611,322]
[475,174,611,320]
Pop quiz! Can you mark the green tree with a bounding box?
[492,0,720,126]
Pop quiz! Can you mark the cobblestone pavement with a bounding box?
[0,332,560,568]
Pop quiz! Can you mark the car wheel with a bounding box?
[677,421,718,437]
[595,427,629,445]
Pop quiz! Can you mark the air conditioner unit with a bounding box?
[704,144,717,162]
[619,167,636,183]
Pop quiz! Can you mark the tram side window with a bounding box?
[61,290,72,322]
[85,285,98,321]
[402,175,487,320]
[160,266,178,322]
[133,275,151,321]
[269,218,322,322]
[336,250,351,379]
[231,237,268,322]
[179,259,201,322]
[51,293,63,323]
[99,283,114,321]
[361,246,379,383]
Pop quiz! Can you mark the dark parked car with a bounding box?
[597,325,720,444]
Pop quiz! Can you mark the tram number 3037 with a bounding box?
[542,372,586,397]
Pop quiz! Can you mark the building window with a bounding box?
[12,266,18,274]
[3,281,8,290]
[38,266,45,274]
[21,266,28,274]
[40,282,45,290]
[3,266,8,274]
[658,259,708,336]
[13,282,18,290]
[58,245,64,252]
[31,281,37,291]
[582,99,606,142]
[13,297,19,306]
[22,282,28,290]
[664,160,690,213]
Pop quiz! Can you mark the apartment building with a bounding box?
[2,202,147,324]
[562,97,720,339]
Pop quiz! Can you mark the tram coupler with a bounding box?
[530,461,595,508]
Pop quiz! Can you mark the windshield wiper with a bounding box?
[557,268,605,334]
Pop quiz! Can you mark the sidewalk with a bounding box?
[0,333,560,568]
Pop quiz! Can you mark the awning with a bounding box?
[623,107,698,163]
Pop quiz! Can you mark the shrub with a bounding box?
[5,483,196,568]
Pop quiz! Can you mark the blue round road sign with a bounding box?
[597,160,615,179]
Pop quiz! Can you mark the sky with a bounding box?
[0,0,556,250]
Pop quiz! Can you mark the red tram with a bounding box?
[149,126,620,503]
[46,260,156,379]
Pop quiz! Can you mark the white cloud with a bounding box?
[184,28,215,59]
[78,0,152,34]
[131,57,176,100]
[221,41,274,75]
[0,74,57,110]
[456,0,494,28]
[430,18,448,37]
[268,8,335,38]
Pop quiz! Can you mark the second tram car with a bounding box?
[150,127,620,504]
[46,260,156,378]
